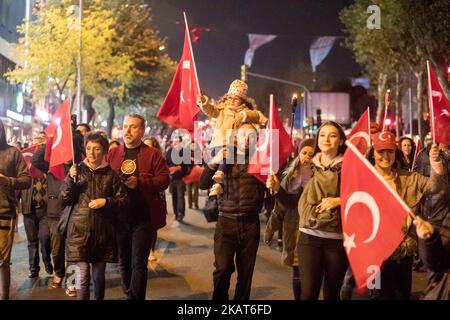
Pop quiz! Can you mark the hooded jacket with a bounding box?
[0,120,31,216]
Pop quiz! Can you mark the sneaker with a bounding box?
[65,285,77,297]
[28,271,39,278]
[209,183,223,196]
[212,170,224,183]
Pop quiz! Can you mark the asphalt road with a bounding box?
[8,191,428,300]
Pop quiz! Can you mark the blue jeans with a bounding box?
[117,221,155,300]
[76,262,106,300]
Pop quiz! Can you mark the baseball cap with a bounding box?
[372,131,397,151]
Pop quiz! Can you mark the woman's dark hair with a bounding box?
[84,131,109,154]
[398,136,416,164]
[143,136,162,152]
[313,121,347,156]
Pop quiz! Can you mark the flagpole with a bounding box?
[367,106,371,147]
[382,89,390,132]
[269,94,274,175]
[426,61,436,145]
[183,12,201,94]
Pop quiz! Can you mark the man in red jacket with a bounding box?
[107,114,170,300]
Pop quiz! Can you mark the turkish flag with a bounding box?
[427,61,450,145]
[157,16,201,132]
[190,26,207,44]
[347,107,370,155]
[411,139,422,171]
[22,145,44,179]
[341,141,410,291]
[44,99,73,180]
[248,95,293,183]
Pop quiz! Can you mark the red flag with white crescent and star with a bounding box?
[21,144,44,179]
[248,95,293,183]
[44,99,74,180]
[347,107,371,155]
[341,141,411,291]
[157,13,201,132]
[427,61,450,145]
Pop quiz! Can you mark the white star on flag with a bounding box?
[343,232,357,254]
[182,60,190,69]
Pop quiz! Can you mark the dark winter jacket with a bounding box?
[199,163,265,217]
[61,160,127,263]
[0,120,31,216]
[414,145,450,227]
[419,211,450,275]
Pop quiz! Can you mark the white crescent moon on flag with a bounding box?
[344,191,380,244]
[52,125,63,150]
[256,129,270,151]
[23,152,33,158]
[379,132,389,141]
[349,132,370,147]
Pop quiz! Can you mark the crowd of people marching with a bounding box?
[0,79,448,300]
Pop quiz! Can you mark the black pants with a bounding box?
[48,217,66,278]
[117,221,154,300]
[298,232,348,300]
[212,215,260,300]
[370,256,413,300]
[170,179,186,220]
[23,208,51,273]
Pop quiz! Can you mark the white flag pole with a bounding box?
[269,94,274,175]
[367,106,371,147]
[426,61,436,145]
[183,12,201,94]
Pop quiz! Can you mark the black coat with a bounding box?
[414,145,450,226]
[199,163,265,216]
[61,162,127,263]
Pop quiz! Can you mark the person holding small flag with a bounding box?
[265,138,315,300]
[292,121,348,300]
[61,132,127,300]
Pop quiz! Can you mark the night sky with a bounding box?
[149,0,361,108]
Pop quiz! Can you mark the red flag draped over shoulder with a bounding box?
[157,14,201,132]
[44,99,74,180]
[248,95,293,183]
[347,107,370,155]
[427,61,450,146]
[341,141,410,291]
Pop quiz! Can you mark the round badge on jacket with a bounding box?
[121,159,137,175]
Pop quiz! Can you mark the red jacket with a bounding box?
[106,143,170,231]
